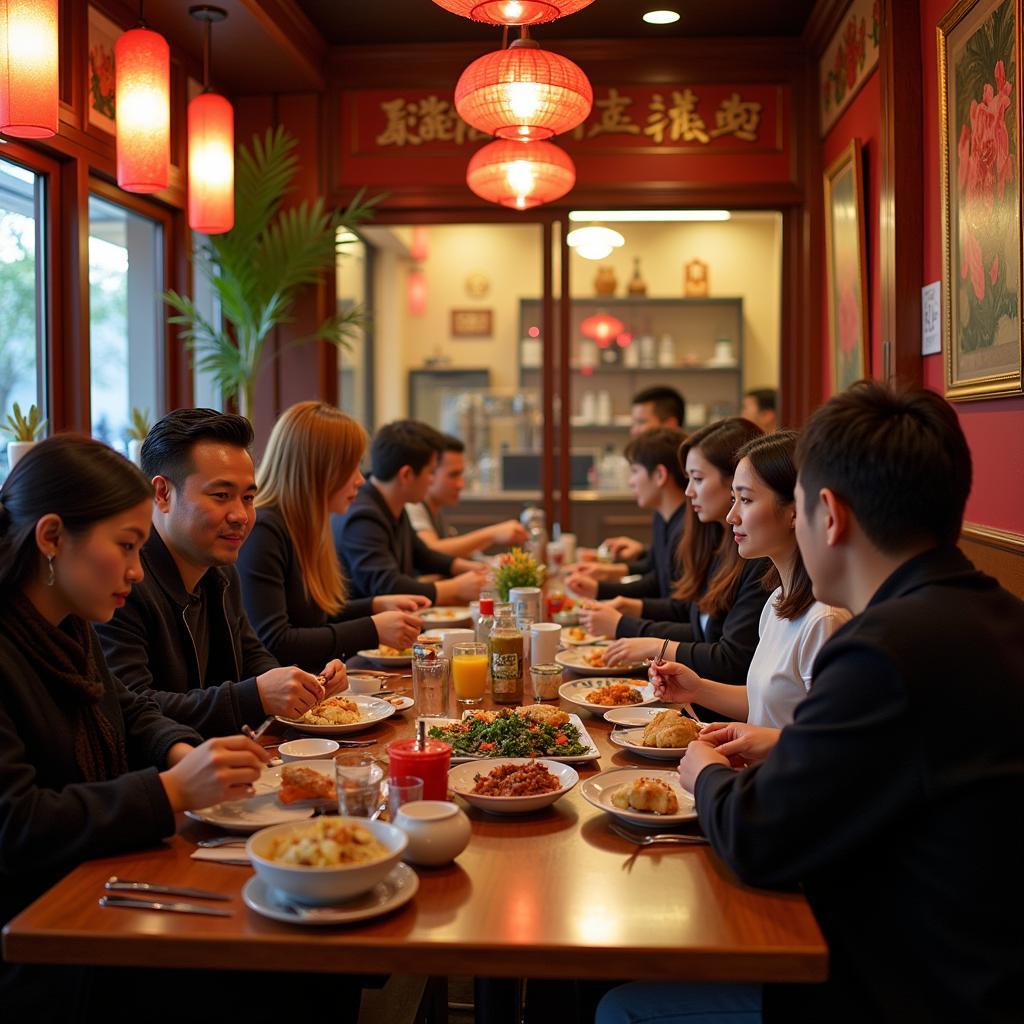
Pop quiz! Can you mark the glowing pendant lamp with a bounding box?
[432,0,595,25]
[467,138,575,210]
[455,37,592,141]
[0,0,59,138]
[408,267,428,316]
[187,6,233,234]
[115,5,170,193]
[567,225,625,261]
[580,312,625,347]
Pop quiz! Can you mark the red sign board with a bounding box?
[337,84,792,192]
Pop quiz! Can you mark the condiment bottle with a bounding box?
[475,597,495,644]
[489,605,524,705]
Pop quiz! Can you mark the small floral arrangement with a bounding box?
[2,402,46,442]
[493,547,546,602]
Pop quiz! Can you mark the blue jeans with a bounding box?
[596,982,762,1024]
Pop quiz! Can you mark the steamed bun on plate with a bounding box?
[642,709,701,749]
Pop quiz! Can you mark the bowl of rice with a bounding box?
[246,816,407,905]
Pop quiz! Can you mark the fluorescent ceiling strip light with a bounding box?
[569,210,731,222]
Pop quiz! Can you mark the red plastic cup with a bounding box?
[386,738,452,801]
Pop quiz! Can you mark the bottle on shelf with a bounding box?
[628,256,647,296]
[658,333,676,367]
[598,444,628,491]
[489,606,524,705]
[477,448,496,493]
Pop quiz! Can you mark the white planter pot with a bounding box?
[128,439,144,467]
[7,440,37,470]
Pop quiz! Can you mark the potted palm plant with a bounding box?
[126,407,151,467]
[2,402,46,470]
[163,127,380,420]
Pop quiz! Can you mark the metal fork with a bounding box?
[609,823,709,846]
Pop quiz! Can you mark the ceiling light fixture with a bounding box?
[566,225,625,261]
[467,138,575,210]
[455,35,592,141]
[0,0,59,138]
[569,210,731,222]
[115,2,170,193]
[432,0,595,26]
[187,5,233,234]
[642,10,680,25]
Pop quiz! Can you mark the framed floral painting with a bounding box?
[824,139,869,394]
[87,6,119,134]
[939,0,1023,401]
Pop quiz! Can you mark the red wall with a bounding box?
[821,69,882,398]
[920,0,1024,532]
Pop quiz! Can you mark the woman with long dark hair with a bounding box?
[0,436,270,1017]
[650,431,850,752]
[584,418,770,684]
[238,401,427,671]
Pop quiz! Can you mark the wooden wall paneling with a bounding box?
[541,221,555,534]
[960,523,1024,598]
[558,213,571,534]
[879,0,923,385]
[58,0,84,129]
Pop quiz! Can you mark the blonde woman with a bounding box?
[238,402,428,672]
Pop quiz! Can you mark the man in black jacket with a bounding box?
[97,410,345,737]
[332,420,487,603]
[599,382,1024,1023]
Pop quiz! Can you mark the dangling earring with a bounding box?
[46,554,55,587]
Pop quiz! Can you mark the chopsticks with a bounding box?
[241,715,274,743]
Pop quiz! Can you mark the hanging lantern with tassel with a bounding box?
[467,138,575,210]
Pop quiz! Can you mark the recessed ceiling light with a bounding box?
[643,10,680,25]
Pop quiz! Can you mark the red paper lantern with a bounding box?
[0,0,59,138]
[188,91,234,234]
[580,313,625,346]
[467,139,575,210]
[455,41,592,141]
[408,267,427,316]
[115,27,170,193]
[432,0,594,25]
[410,226,430,262]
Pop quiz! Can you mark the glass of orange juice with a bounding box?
[452,642,489,705]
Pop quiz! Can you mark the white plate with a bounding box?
[275,694,396,736]
[449,758,579,815]
[185,764,317,833]
[420,606,472,625]
[609,727,696,760]
[580,767,697,826]
[356,649,413,667]
[384,695,415,712]
[555,646,647,676]
[427,711,600,764]
[242,863,419,926]
[558,678,659,717]
[603,706,668,728]
[561,630,608,647]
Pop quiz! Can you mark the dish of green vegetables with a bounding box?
[428,710,599,763]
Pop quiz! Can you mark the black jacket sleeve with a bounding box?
[336,511,439,600]
[338,597,375,620]
[615,597,696,641]
[596,570,659,600]
[238,519,378,671]
[411,531,456,578]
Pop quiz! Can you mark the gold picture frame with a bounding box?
[450,309,493,338]
[938,0,1023,401]
[87,5,119,135]
[823,139,869,394]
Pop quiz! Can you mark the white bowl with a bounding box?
[277,738,340,762]
[348,674,385,695]
[393,800,471,866]
[246,816,407,906]
[558,678,659,717]
[448,758,578,815]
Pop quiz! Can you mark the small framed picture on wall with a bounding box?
[450,309,493,338]
[823,138,869,394]
[87,6,119,134]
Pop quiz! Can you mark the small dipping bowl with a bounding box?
[348,674,385,695]
[278,738,341,763]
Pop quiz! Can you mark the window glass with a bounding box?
[88,194,163,455]
[0,157,46,481]
[336,230,370,426]
[190,234,224,411]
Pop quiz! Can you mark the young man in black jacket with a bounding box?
[97,410,345,737]
[599,382,1024,1023]
[332,420,487,603]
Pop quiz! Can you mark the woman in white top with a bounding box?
[650,431,849,759]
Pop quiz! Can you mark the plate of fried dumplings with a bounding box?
[608,709,704,760]
[580,767,697,826]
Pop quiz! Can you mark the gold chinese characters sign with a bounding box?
[337,84,791,191]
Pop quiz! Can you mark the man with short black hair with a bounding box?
[406,433,527,557]
[568,427,686,607]
[599,381,1024,1023]
[742,387,777,432]
[333,420,487,603]
[97,409,344,737]
[629,385,686,436]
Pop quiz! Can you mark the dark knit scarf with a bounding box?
[1,597,129,782]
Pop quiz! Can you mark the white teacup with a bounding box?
[394,800,471,866]
[530,622,562,665]
[440,629,475,660]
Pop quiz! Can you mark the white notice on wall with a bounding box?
[921,281,941,356]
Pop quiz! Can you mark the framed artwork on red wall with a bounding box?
[824,139,869,394]
[939,0,1023,401]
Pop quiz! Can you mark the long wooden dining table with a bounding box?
[2,668,827,1019]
